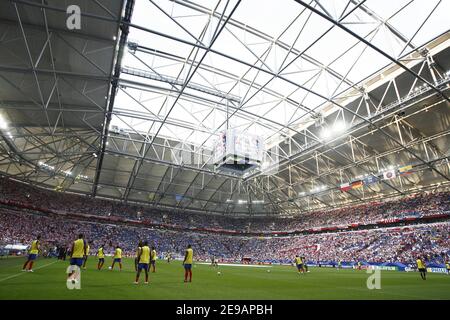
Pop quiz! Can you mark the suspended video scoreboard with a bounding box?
[213,129,264,175]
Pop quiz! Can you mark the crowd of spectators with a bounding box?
[0,177,448,233]
[237,223,449,265]
[1,206,448,265]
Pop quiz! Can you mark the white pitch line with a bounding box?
[0,260,58,283]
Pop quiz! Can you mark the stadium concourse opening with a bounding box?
[0,0,449,304]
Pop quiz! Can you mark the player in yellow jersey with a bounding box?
[135,241,143,272]
[357,261,362,270]
[416,256,427,280]
[22,235,41,272]
[68,234,87,281]
[70,234,87,267]
[337,259,342,270]
[150,246,157,273]
[294,255,303,274]
[183,244,193,282]
[82,241,91,270]
[134,241,150,284]
[110,246,123,271]
[446,260,450,275]
[97,244,105,270]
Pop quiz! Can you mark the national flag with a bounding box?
[362,175,378,185]
[398,165,413,175]
[340,182,351,192]
[383,169,397,180]
[351,180,363,189]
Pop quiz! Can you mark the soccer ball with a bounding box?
[108,266,112,270]
[267,269,271,273]
[217,271,221,275]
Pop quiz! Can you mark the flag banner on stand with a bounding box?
[383,169,397,180]
[340,182,351,192]
[398,165,413,175]
[351,180,363,189]
[363,175,378,185]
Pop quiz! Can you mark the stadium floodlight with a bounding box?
[332,120,347,133]
[0,115,8,130]
[238,200,248,204]
[252,200,264,204]
[311,185,327,193]
[321,128,332,140]
[226,199,233,203]
[322,120,347,140]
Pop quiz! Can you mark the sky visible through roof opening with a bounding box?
[112,0,449,151]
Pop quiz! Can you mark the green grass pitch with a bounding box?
[0,257,449,300]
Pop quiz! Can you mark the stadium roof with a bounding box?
[0,0,449,216]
